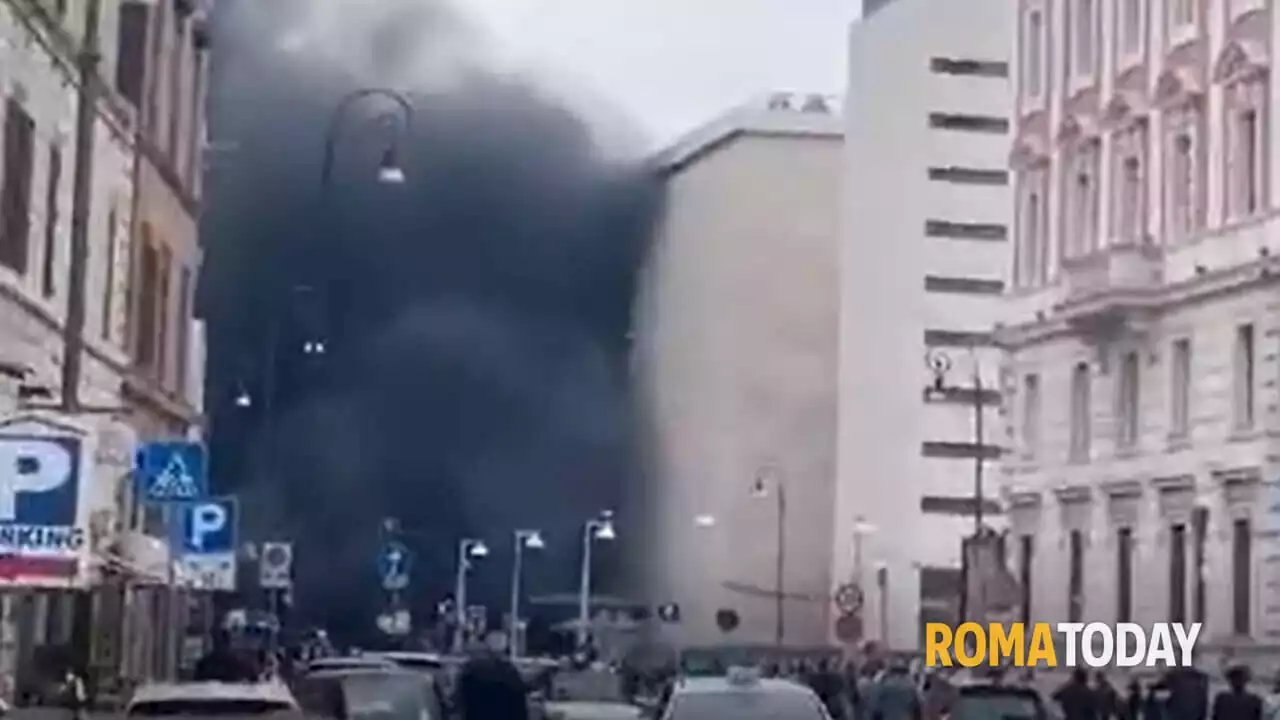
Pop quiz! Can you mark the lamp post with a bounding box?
[577,511,616,649]
[751,467,787,649]
[453,538,489,652]
[320,88,413,192]
[509,530,544,658]
[925,347,990,625]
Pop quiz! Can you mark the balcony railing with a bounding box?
[1060,240,1164,305]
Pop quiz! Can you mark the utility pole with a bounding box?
[60,0,105,413]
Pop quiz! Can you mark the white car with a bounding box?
[126,681,299,717]
[305,656,399,673]
[661,668,831,720]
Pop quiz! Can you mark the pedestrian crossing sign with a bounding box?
[135,442,208,503]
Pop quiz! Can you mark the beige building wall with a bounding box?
[632,94,842,649]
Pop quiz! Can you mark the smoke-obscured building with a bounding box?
[835,0,1013,652]
[631,92,842,650]
[997,0,1280,656]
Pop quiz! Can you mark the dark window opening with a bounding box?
[135,231,159,368]
[0,98,35,274]
[919,441,1002,460]
[1192,506,1208,624]
[925,219,1008,241]
[1170,523,1187,624]
[930,57,1009,77]
[924,275,1005,295]
[919,496,1002,517]
[927,166,1009,185]
[176,267,191,395]
[1117,527,1133,623]
[115,4,149,106]
[1019,535,1033,624]
[924,329,995,347]
[921,386,1001,406]
[928,113,1009,134]
[1068,529,1084,623]
[101,206,116,341]
[40,144,60,297]
[1233,517,1252,635]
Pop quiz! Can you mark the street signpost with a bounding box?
[135,442,208,502]
[259,542,294,589]
[378,541,411,591]
[179,497,238,591]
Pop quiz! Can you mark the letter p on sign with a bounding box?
[189,503,227,552]
[0,438,72,521]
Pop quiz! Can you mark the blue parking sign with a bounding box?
[182,497,237,555]
[135,442,207,503]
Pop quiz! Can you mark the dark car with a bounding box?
[294,668,444,720]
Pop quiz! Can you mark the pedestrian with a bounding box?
[1096,672,1122,720]
[1264,673,1280,720]
[806,658,846,720]
[921,668,957,720]
[59,667,87,720]
[1054,668,1100,720]
[455,631,529,720]
[194,630,258,682]
[1144,678,1171,720]
[1212,666,1262,720]
[1124,679,1143,720]
[865,659,922,720]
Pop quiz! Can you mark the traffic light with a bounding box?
[657,602,681,623]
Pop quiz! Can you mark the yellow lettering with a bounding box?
[1026,623,1057,667]
[954,622,985,668]
[988,624,1024,666]
[925,624,953,667]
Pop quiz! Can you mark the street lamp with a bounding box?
[320,88,414,191]
[577,511,616,649]
[453,538,489,652]
[751,467,787,649]
[509,530,544,658]
[693,514,716,528]
[925,347,991,625]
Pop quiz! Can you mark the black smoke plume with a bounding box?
[198,0,663,644]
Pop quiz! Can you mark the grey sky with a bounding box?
[462,0,859,145]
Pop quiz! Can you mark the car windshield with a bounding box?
[951,690,1041,720]
[296,674,427,720]
[667,691,827,720]
[128,699,299,717]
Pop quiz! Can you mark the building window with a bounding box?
[1166,108,1203,240]
[176,267,192,396]
[135,232,159,367]
[1069,362,1091,460]
[156,246,172,381]
[0,98,35,275]
[1119,0,1142,55]
[1234,323,1255,430]
[1170,338,1191,437]
[101,205,117,341]
[919,496,1002,517]
[1071,0,1096,77]
[1024,9,1044,96]
[927,167,1008,185]
[115,3,149,107]
[1117,527,1134,623]
[931,58,1008,77]
[1068,529,1084,623]
[923,276,1004,295]
[1227,87,1266,220]
[1117,351,1140,448]
[40,144,61,298]
[168,15,186,162]
[1019,535,1033,624]
[927,113,1009,134]
[1065,142,1101,258]
[1170,522,1187,624]
[923,330,995,347]
[1022,374,1041,457]
[925,219,1008,241]
[1016,172,1048,287]
[1113,124,1147,243]
[1169,0,1195,32]
[919,441,1002,460]
[1233,517,1252,635]
[1192,506,1208,623]
[147,0,166,133]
